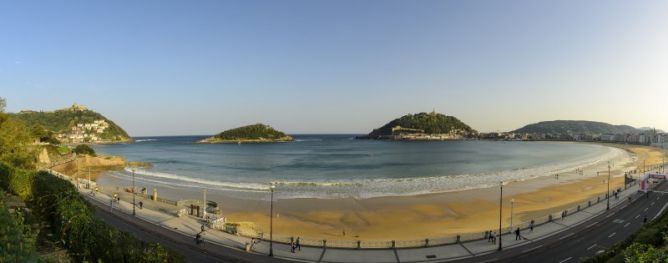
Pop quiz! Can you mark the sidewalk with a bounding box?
[50,168,647,263]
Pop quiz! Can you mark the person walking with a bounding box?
[488,230,494,242]
[296,237,301,251]
[492,231,497,244]
[290,241,296,253]
[139,201,143,209]
[643,215,648,224]
[530,220,535,232]
[515,227,521,240]
[484,230,489,240]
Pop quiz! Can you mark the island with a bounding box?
[198,123,293,144]
[358,111,478,141]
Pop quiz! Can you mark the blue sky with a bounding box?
[1,0,667,136]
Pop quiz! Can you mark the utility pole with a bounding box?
[132,169,136,216]
[606,161,611,210]
[498,181,503,251]
[269,183,276,257]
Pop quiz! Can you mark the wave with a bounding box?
[294,138,323,142]
[135,138,158,142]
[112,145,630,200]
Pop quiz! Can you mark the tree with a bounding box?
[0,113,36,169]
[0,97,6,112]
[73,144,96,156]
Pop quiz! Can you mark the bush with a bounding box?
[73,144,96,157]
[0,191,38,262]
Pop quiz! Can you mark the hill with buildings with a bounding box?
[12,104,131,144]
[360,111,478,140]
[198,123,293,143]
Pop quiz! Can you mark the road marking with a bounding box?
[596,250,605,255]
[606,213,614,218]
[558,257,573,263]
[608,232,616,238]
[478,259,497,263]
[644,208,649,212]
[585,221,598,228]
[651,202,655,206]
[559,233,575,240]
[587,244,597,251]
[522,245,543,253]
[635,214,641,219]
[654,201,668,220]
[624,222,630,228]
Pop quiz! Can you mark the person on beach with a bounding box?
[530,220,534,232]
[492,231,497,244]
[290,241,296,253]
[488,230,493,242]
[296,237,301,251]
[515,227,521,240]
[139,201,143,209]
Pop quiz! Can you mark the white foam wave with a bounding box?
[135,138,158,142]
[124,167,269,191]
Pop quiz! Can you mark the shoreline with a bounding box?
[93,142,667,241]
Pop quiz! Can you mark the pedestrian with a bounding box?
[139,201,143,209]
[484,230,489,240]
[515,227,521,240]
[488,230,494,242]
[492,231,497,244]
[201,224,206,232]
[291,241,296,253]
[644,215,648,224]
[296,237,301,251]
[530,220,535,232]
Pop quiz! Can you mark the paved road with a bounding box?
[454,181,668,263]
[90,196,287,263]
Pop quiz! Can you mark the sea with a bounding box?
[92,135,626,199]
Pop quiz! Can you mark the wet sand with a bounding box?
[96,143,667,242]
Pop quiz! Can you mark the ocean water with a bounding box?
[93,135,625,199]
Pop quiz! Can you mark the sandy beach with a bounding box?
[93,143,667,242]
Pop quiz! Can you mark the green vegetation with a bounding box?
[12,105,130,143]
[364,112,478,139]
[0,97,180,262]
[73,144,96,156]
[514,120,639,136]
[585,207,668,262]
[200,123,293,143]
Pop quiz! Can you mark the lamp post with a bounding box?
[498,181,503,251]
[606,161,611,211]
[269,183,276,257]
[132,168,136,216]
[510,199,515,232]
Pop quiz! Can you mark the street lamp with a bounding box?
[498,181,504,251]
[606,161,611,211]
[510,199,515,232]
[269,183,276,257]
[132,168,136,216]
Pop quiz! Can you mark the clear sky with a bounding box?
[1,0,667,136]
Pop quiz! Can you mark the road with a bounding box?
[454,181,668,263]
[89,196,287,263]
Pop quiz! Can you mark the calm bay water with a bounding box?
[93,135,623,199]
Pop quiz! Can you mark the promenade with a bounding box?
[46,166,668,263]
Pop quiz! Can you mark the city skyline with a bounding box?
[2,0,667,136]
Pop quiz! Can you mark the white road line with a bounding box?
[644,208,649,212]
[522,245,543,253]
[558,257,573,263]
[608,232,616,238]
[635,214,641,219]
[606,213,614,218]
[654,201,668,220]
[585,221,598,228]
[651,202,655,206]
[624,222,630,228]
[587,244,597,251]
[559,233,575,240]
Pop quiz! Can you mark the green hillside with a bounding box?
[199,123,293,143]
[12,104,130,144]
[514,120,639,136]
[364,112,478,139]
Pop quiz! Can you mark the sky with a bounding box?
[1,0,667,136]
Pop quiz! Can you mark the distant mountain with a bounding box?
[513,120,639,136]
[198,123,293,143]
[361,111,478,140]
[12,104,131,144]
[638,127,664,133]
